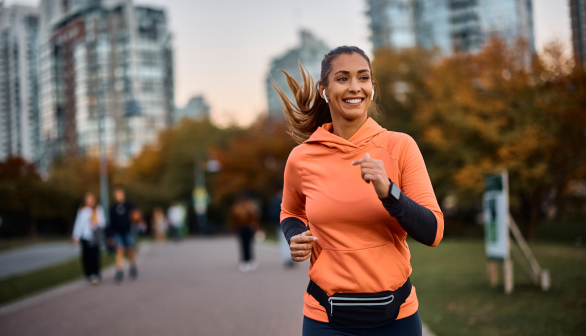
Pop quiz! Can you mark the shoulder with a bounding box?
[77,207,90,216]
[372,131,418,154]
[285,143,319,172]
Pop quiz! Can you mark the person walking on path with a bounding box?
[152,207,168,243]
[72,192,106,285]
[268,188,294,268]
[272,46,444,335]
[107,186,138,283]
[229,193,261,273]
[167,202,186,242]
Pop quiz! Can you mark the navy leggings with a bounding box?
[302,311,422,336]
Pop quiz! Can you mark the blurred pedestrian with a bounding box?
[229,193,260,273]
[268,188,294,268]
[167,202,186,242]
[72,192,106,285]
[107,186,138,283]
[152,207,168,242]
[273,46,443,334]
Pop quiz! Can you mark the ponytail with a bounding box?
[270,62,331,144]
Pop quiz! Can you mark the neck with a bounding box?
[330,113,368,140]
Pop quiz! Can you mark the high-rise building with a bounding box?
[38,0,174,167]
[0,3,40,164]
[367,0,417,50]
[266,30,330,119]
[368,0,535,55]
[571,0,586,69]
[174,95,210,123]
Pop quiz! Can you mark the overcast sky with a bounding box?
[6,0,573,126]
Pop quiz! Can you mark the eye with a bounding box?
[360,76,370,80]
[337,77,347,82]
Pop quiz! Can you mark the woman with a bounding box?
[152,207,168,242]
[72,192,106,285]
[229,193,261,273]
[273,46,444,335]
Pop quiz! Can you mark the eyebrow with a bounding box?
[334,69,370,76]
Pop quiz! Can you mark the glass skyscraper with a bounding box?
[0,4,40,164]
[38,0,174,167]
[368,0,535,55]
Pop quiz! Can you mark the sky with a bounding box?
[6,0,574,127]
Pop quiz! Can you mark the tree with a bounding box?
[373,38,586,239]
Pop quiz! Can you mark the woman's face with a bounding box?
[85,194,96,208]
[321,53,373,122]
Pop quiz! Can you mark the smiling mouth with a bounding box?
[343,98,364,105]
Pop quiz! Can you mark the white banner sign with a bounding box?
[482,172,509,259]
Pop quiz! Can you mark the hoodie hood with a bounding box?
[305,117,387,153]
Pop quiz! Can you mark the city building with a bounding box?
[367,0,535,55]
[174,95,210,123]
[571,0,586,69]
[37,0,174,167]
[367,0,417,50]
[266,30,330,119]
[0,3,40,164]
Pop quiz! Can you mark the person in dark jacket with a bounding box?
[107,186,138,283]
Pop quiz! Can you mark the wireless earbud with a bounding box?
[371,89,375,101]
[323,89,329,103]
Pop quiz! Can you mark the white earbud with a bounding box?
[371,89,375,101]
[323,89,329,103]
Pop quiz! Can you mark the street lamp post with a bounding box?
[98,68,109,225]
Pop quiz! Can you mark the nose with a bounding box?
[348,78,361,93]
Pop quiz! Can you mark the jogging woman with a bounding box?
[72,192,106,285]
[273,46,444,335]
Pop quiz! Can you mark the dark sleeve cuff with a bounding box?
[281,217,308,245]
[379,185,438,246]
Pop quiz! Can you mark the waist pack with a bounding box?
[307,277,412,329]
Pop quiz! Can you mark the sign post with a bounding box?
[482,171,550,293]
[483,171,513,293]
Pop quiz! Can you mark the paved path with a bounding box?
[0,238,434,336]
[0,241,78,278]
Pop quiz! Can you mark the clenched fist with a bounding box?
[351,153,391,199]
[289,230,317,262]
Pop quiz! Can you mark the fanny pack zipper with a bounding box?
[327,294,395,316]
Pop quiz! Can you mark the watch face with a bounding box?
[391,184,401,200]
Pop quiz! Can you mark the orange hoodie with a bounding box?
[280,118,444,323]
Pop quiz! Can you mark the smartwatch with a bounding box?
[388,182,401,202]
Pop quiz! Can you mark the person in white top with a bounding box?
[167,202,186,242]
[72,192,106,284]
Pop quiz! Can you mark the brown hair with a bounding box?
[270,46,379,144]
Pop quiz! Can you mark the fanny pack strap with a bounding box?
[306,277,412,314]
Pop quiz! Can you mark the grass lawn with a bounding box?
[0,237,67,252]
[410,238,586,336]
[0,252,115,306]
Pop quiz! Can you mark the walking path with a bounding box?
[0,238,434,336]
[0,241,78,279]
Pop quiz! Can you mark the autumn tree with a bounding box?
[373,38,586,239]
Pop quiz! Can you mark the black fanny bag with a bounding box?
[307,277,412,329]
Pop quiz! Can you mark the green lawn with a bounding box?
[0,237,67,252]
[0,253,115,305]
[410,239,586,336]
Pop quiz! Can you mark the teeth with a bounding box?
[344,99,362,104]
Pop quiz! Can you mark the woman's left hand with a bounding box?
[351,153,391,199]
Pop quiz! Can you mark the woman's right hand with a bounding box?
[289,230,317,262]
